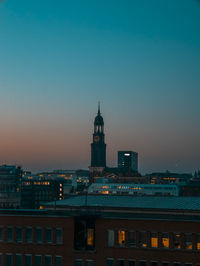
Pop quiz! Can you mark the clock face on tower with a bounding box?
[94,135,100,142]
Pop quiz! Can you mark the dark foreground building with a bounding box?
[0,196,200,266]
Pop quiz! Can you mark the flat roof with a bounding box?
[44,195,200,211]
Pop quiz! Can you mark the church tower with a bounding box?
[89,103,106,177]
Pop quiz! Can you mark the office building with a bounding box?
[118,151,138,172]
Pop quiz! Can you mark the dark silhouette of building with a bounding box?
[118,151,138,172]
[89,103,106,178]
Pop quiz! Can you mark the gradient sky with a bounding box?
[0,0,199,174]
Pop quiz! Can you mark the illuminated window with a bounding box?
[56,228,63,244]
[174,233,181,249]
[87,229,94,246]
[118,230,125,246]
[128,231,136,247]
[161,233,169,248]
[151,232,158,248]
[139,232,147,248]
[184,233,192,250]
[108,230,114,247]
[197,233,200,250]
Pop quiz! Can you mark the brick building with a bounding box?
[0,196,200,266]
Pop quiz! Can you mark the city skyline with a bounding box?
[0,0,199,173]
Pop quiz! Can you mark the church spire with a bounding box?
[98,101,101,116]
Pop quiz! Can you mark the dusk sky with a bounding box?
[0,0,199,174]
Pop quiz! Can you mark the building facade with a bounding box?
[118,151,138,173]
[1,196,200,266]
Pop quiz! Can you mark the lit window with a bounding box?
[197,233,200,250]
[118,230,125,246]
[16,254,22,266]
[87,229,94,246]
[151,232,158,248]
[35,255,42,266]
[16,227,23,243]
[46,228,52,243]
[36,228,43,243]
[6,253,13,266]
[107,258,114,266]
[55,256,62,266]
[56,228,63,244]
[7,227,13,242]
[174,233,181,249]
[108,230,114,247]
[139,232,147,248]
[128,231,136,247]
[26,227,32,243]
[45,255,52,266]
[161,233,169,248]
[25,254,32,266]
[0,227,3,242]
[184,233,192,250]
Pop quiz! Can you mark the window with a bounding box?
[184,234,192,250]
[118,259,125,266]
[107,259,114,266]
[87,228,94,246]
[151,262,157,266]
[151,232,158,248]
[16,254,22,266]
[173,263,181,266]
[139,261,146,266]
[174,233,181,249]
[85,260,93,266]
[139,232,147,247]
[46,228,52,243]
[128,231,136,247]
[45,255,52,266]
[6,254,13,266]
[196,233,200,250]
[0,227,3,242]
[129,261,135,266]
[35,255,42,266]
[108,230,114,247]
[75,260,82,266]
[55,256,62,266]
[36,228,42,243]
[162,262,169,266]
[0,253,2,266]
[118,230,125,246]
[7,227,13,242]
[185,264,192,266]
[161,233,169,248]
[16,228,23,243]
[26,228,32,243]
[56,228,63,244]
[25,254,32,266]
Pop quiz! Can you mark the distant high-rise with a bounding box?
[89,103,106,177]
[118,151,138,172]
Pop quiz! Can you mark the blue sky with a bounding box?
[0,0,199,173]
